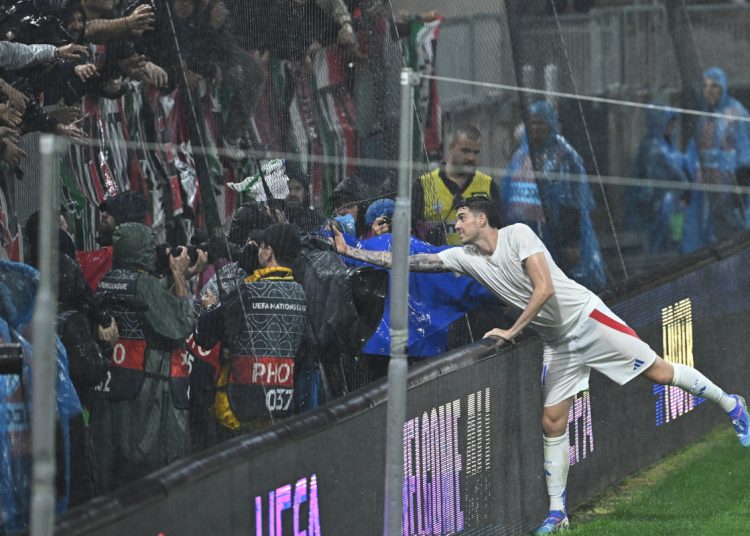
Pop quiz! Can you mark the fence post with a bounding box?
[30,134,61,536]
[383,67,418,536]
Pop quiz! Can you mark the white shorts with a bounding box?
[541,296,659,407]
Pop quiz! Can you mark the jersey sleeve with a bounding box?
[511,224,546,262]
[437,246,467,274]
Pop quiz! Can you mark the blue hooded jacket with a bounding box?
[503,101,606,290]
[629,107,690,250]
[336,232,500,357]
[695,67,750,179]
[0,261,81,533]
[683,67,750,251]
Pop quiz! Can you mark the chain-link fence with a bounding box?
[2,0,750,532]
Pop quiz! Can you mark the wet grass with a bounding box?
[567,426,750,535]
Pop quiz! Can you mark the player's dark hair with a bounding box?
[454,196,502,229]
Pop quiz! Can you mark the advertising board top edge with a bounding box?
[56,335,535,533]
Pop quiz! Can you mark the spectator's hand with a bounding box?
[371,216,391,236]
[330,222,348,254]
[0,126,20,144]
[55,122,89,144]
[98,77,123,98]
[188,248,208,278]
[0,82,28,113]
[169,247,190,279]
[143,62,168,88]
[419,10,442,22]
[0,139,26,166]
[119,54,148,79]
[97,317,119,346]
[126,4,156,35]
[55,44,88,61]
[0,103,22,127]
[48,104,82,125]
[74,63,99,82]
[200,290,218,310]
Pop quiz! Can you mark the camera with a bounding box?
[0,342,22,376]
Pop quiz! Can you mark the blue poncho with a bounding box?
[337,233,500,357]
[503,101,606,290]
[0,261,81,533]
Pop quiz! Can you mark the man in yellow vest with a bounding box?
[414,124,502,245]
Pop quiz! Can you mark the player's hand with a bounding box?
[329,222,348,254]
[483,328,516,346]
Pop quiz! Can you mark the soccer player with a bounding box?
[330,195,749,534]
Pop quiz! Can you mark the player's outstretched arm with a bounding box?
[330,224,447,272]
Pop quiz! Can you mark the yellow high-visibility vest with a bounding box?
[419,168,494,245]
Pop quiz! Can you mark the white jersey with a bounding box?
[437,223,593,341]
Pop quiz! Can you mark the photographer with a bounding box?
[24,211,119,504]
[89,222,195,492]
[187,201,273,449]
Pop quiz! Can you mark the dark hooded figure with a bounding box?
[89,223,193,492]
[97,190,150,246]
[284,165,325,233]
[629,107,689,252]
[76,190,150,290]
[686,66,750,250]
[332,176,369,238]
[502,100,606,290]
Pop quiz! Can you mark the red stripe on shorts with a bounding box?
[589,309,640,339]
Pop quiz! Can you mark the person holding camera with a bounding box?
[194,223,308,434]
[363,198,394,239]
[89,222,196,492]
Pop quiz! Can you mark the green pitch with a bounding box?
[568,426,750,535]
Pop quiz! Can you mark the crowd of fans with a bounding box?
[0,0,749,532]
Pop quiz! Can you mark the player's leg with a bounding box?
[643,356,749,446]
[583,297,750,448]
[533,397,574,534]
[534,333,588,534]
